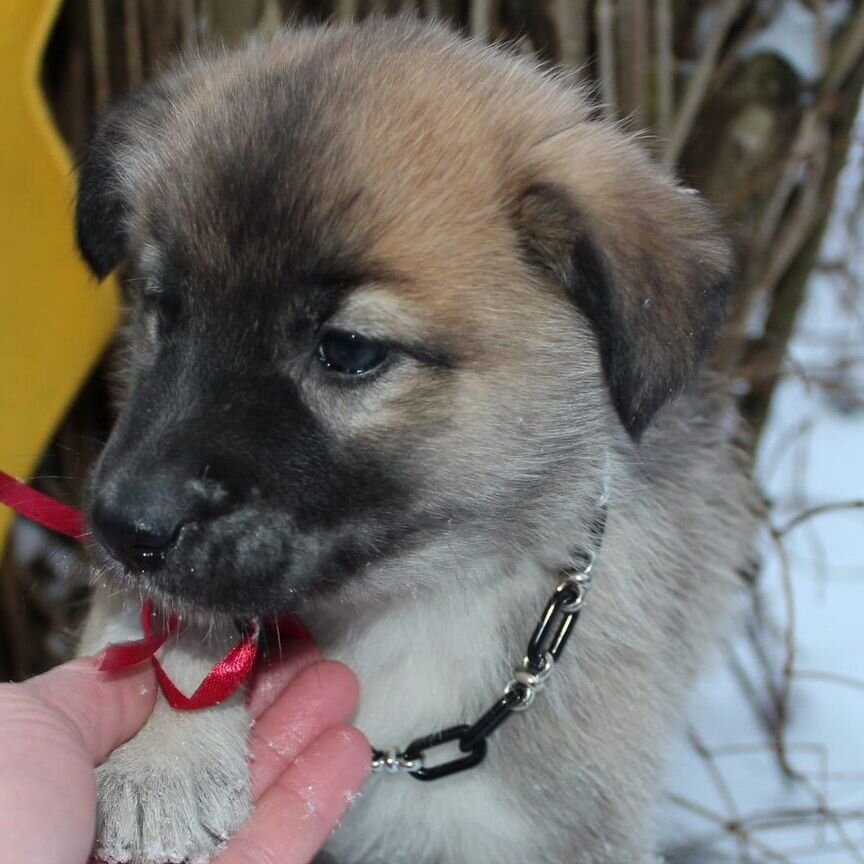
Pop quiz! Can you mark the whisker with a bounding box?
[274,613,283,661]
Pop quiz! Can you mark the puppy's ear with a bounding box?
[516,126,734,438]
[76,82,178,279]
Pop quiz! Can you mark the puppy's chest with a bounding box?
[322,592,515,743]
[326,649,531,864]
[327,768,531,864]
[312,587,545,863]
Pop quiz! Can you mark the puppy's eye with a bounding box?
[142,284,179,325]
[317,330,389,375]
[142,281,163,305]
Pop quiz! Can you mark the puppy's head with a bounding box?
[77,20,732,616]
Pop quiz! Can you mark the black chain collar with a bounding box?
[370,500,609,782]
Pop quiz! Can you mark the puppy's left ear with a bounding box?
[76,79,182,279]
[516,125,734,438]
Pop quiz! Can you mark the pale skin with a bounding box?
[0,642,369,864]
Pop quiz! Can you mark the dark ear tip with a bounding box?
[76,232,122,280]
[77,237,120,281]
[88,266,116,283]
[75,158,127,278]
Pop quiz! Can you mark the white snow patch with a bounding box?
[740,0,852,84]
[663,95,864,862]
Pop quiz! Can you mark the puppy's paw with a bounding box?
[94,706,252,864]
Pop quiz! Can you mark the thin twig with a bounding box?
[823,3,864,96]
[664,0,745,168]
[767,530,797,778]
[87,0,112,107]
[337,0,360,20]
[687,727,749,859]
[470,0,493,39]
[625,0,648,127]
[813,0,829,79]
[595,0,617,119]
[666,793,795,862]
[711,5,771,92]
[794,771,864,863]
[796,669,864,693]
[748,121,830,327]
[655,0,673,139]
[124,0,144,85]
[556,0,587,69]
[775,500,864,536]
[750,109,824,279]
[179,0,197,50]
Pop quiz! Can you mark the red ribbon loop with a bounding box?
[98,602,260,711]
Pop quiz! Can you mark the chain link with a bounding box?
[370,509,606,781]
[371,749,424,774]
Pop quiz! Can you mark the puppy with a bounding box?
[75,17,754,864]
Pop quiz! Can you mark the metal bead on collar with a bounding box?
[370,501,607,782]
[371,750,424,774]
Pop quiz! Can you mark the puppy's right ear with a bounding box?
[515,125,734,438]
[75,83,178,279]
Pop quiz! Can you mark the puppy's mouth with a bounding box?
[88,505,362,619]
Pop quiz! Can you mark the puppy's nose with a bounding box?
[91,473,224,570]
[92,491,185,570]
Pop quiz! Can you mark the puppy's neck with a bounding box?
[305,552,558,745]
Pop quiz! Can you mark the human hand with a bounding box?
[0,643,368,864]
[216,642,369,864]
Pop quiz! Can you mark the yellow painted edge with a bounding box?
[0,0,119,563]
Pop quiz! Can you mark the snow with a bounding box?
[662,92,864,862]
[739,0,852,85]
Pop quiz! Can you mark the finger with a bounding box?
[216,725,370,864]
[22,657,157,763]
[250,661,359,798]
[247,639,323,719]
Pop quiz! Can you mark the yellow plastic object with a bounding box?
[0,0,118,560]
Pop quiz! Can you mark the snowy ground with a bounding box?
[662,107,864,862]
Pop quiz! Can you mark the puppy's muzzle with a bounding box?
[91,468,230,571]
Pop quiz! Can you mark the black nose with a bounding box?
[91,466,231,570]
[90,443,236,572]
[92,491,186,570]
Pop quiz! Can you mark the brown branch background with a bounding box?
[3,1,864,860]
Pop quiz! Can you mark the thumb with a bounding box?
[0,660,157,863]
[20,656,157,763]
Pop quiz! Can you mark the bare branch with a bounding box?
[595,0,617,119]
[664,0,745,168]
[87,0,111,107]
[470,0,493,38]
[617,0,648,126]
[337,0,360,21]
[775,500,864,536]
[179,0,197,50]
[797,669,864,693]
[124,0,144,85]
[823,2,864,96]
[556,0,587,69]
[655,0,673,138]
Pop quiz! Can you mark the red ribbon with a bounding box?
[0,468,312,710]
[0,469,86,539]
[99,601,261,711]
